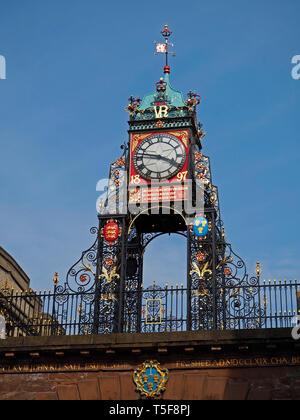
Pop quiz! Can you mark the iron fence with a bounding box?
[0,279,299,337]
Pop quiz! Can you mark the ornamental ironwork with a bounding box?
[0,25,297,339]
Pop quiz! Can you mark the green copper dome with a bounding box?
[131,71,189,122]
[138,73,185,111]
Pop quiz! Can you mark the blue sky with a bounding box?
[0,0,299,290]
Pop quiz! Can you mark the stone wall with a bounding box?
[0,329,300,400]
[1,366,300,400]
[0,246,30,291]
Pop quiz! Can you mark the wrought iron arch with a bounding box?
[142,231,187,254]
[127,205,187,235]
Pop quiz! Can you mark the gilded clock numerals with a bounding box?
[133,133,186,181]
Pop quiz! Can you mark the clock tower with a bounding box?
[67,25,261,336]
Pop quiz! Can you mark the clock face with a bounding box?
[132,133,187,181]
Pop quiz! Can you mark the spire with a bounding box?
[126,25,202,120]
[154,24,175,74]
[133,24,182,112]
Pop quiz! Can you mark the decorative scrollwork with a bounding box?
[143,285,166,301]
[63,228,98,293]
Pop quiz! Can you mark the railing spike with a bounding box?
[53,272,59,287]
[256,261,261,278]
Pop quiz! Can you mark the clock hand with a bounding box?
[138,153,178,165]
[136,153,157,159]
[156,155,177,165]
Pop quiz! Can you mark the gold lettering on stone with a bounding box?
[1,355,300,375]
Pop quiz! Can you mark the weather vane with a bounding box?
[154,24,175,72]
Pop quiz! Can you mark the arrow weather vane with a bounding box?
[154,24,175,72]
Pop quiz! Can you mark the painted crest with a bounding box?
[133,360,169,398]
[103,222,119,243]
[193,216,209,237]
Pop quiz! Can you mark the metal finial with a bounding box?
[53,272,59,287]
[154,24,175,72]
[161,24,172,39]
[125,96,141,117]
[256,261,261,279]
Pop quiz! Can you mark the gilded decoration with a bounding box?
[168,130,188,148]
[131,134,150,153]
[145,299,163,325]
[131,130,188,150]
[133,360,169,398]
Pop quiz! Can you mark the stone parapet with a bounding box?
[0,329,300,400]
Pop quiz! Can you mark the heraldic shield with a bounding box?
[133,360,169,398]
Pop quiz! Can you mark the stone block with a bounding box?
[57,384,80,400]
[224,379,249,400]
[98,375,121,400]
[183,374,207,400]
[204,377,229,400]
[247,386,272,401]
[36,392,58,400]
[120,374,138,400]
[78,380,100,400]
[163,373,184,400]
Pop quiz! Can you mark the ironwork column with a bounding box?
[117,217,128,333]
[211,210,218,330]
[92,217,104,334]
[186,227,192,331]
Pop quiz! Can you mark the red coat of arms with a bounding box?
[104,222,119,243]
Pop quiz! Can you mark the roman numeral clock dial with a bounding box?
[133,133,186,181]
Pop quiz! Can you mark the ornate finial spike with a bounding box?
[53,272,59,287]
[154,24,175,71]
[125,96,141,117]
[256,262,261,279]
[161,24,172,39]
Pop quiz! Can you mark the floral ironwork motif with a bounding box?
[185,90,201,111]
[125,96,141,118]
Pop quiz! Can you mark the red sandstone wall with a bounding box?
[1,367,300,400]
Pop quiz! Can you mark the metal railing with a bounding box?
[0,279,299,337]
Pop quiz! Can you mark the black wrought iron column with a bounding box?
[117,216,128,333]
[211,210,218,330]
[92,217,105,334]
[186,227,192,331]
